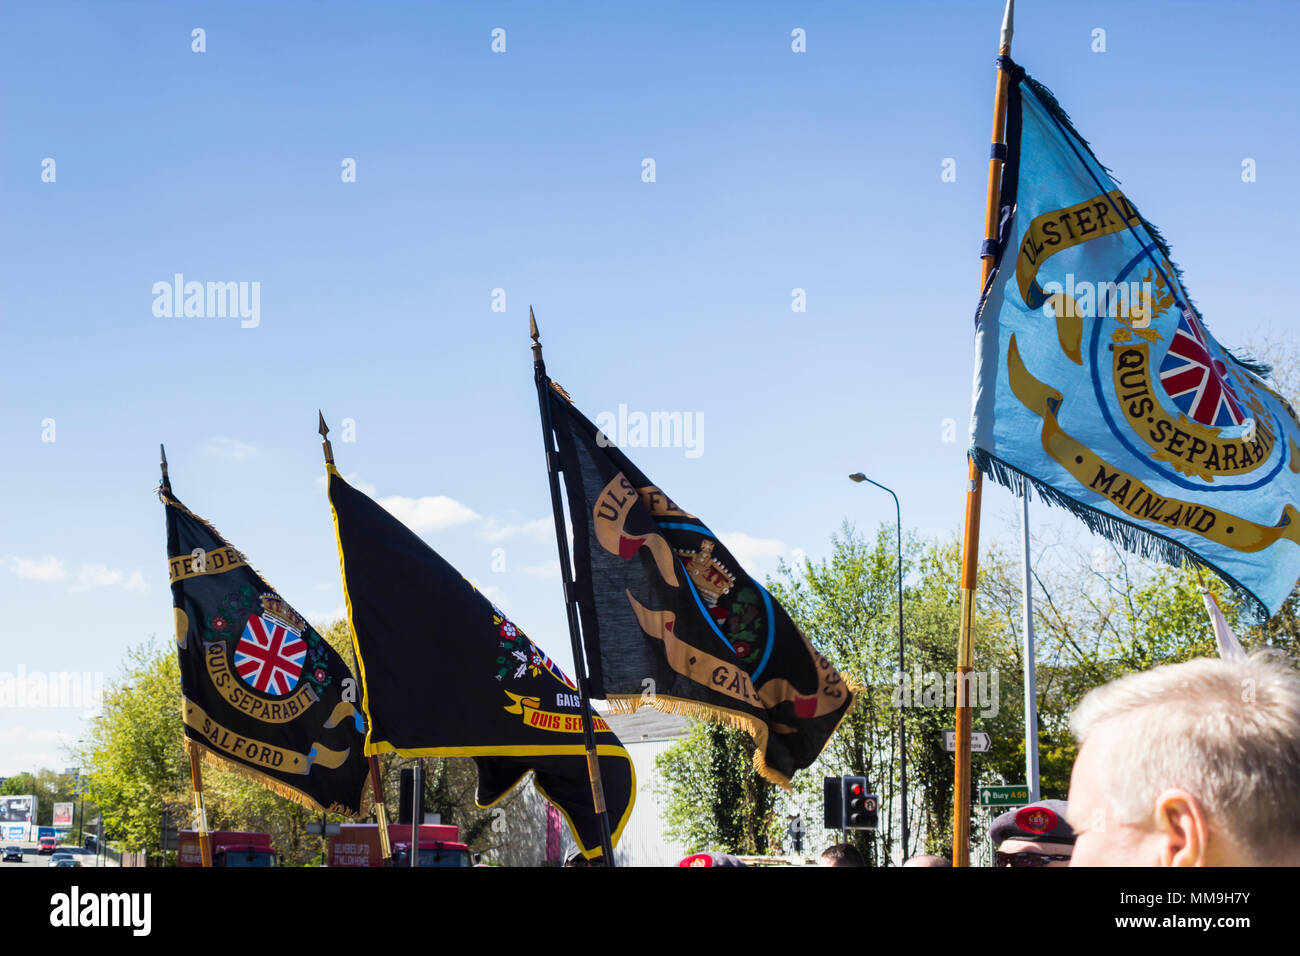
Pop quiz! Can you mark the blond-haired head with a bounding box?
[1068,651,1300,866]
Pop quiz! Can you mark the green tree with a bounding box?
[0,773,37,796]
[655,720,779,855]
[72,640,188,861]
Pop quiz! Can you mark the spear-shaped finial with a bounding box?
[1000,0,1014,54]
[318,410,334,465]
[160,443,168,478]
[530,305,543,365]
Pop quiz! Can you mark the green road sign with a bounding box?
[978,785,1029,807]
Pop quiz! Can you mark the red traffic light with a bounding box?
[850,784,864,796]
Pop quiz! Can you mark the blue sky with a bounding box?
[1,0,1297,775]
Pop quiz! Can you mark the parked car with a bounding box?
[1,846,22,862]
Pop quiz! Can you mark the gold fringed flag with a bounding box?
[544,381,855,788]
[161,477,369,815]
[325,465,635,860]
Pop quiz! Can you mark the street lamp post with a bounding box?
[849,472,909,861]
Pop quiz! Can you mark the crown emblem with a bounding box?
[675,539,735,606]
[260,593,306,635]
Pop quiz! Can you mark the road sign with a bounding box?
[978,784,1029,807]
[943,731,991,753]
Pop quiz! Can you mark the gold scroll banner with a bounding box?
[203,642,319,724]
[181,698,352,774]
[502,692,611,733]
[1112,344,1275,480]
[1016,188,1142,304]
[1008,334,1300,554]
[636,485,697,520]
[626,593,763,708]
[624,591,845,718]
[593,474,679,586]
[168,546,247,584]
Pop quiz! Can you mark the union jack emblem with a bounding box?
[530,643,577,690]
[1158,310,1244,428]
[234,614,306,695]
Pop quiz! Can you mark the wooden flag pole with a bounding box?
[529,307,617,866]
[186,741,213,868]
[953,0,1015,868]
[319,412,394,866]
[161,446,213,868]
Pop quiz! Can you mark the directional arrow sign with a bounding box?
[978,784,1029,807]
[943,730,991,753]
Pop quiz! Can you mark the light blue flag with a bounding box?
[971,63,1300,619]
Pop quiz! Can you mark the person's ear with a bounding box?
[1152,789,1208,867]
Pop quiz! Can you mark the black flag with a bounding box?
[545,381,855,787]
[161,479,369,815]
[326,466,635,860]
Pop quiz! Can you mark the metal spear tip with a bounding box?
[318,410,329,438]
[529,306,539,342]
[1001,0,1014,50]
[160,444,168,466]
[849,473,866,483]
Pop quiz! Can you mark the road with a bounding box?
[1,842,108,869]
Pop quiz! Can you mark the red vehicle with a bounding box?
[37,836,58,855]
[328,823,473,867]
[177,830,278,867]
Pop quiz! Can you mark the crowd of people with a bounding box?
[681,651,1300,867]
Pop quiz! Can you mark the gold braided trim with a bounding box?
[605,670,863,791]
[191,737,370,820]
[159,487,281,590]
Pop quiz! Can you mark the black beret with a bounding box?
[989,799,1075,847]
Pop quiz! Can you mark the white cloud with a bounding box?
[0,725,75,776]
[309,606,347,629]
[520,561,561,580]
[314,472,377,497]
[4,555,67,582]
[467,579,507,608]
[378,495,480,533]
[481,517,552,543]
[203,436,258,461]
[716,531,787,571]
[4,556,146,593]
[69,564,150,593]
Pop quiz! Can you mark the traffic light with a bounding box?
[398,767,426,826]
[841,775,878,830]
[823,777,842,829]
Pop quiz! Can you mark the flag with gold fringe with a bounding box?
[545,381,855,788]
[970,60,1300,620]
[161,476,369,815]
